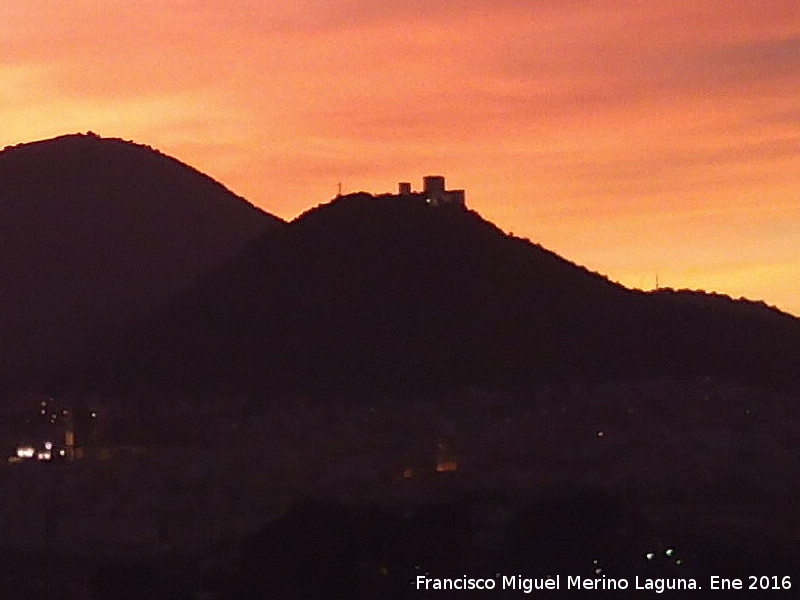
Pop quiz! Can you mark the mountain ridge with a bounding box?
[2,135,797,395]
[112,189,800,397]
[0,133,284,385]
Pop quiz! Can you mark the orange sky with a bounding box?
[3,1,799,315]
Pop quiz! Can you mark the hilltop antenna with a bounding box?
[655,273,659,290]
[337,182,342,197]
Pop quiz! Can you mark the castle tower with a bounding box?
[423,176,445,205]
[422,175,465,207]
[394,176,466,207]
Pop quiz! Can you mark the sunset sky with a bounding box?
[3,1,799,315]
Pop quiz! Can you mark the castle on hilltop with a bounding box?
[396,175,466,208]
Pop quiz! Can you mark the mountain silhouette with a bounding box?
[0,133,283,385]
[115,190,800,397]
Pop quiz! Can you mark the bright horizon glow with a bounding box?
[2,1,799,315]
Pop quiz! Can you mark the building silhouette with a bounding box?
[397,175,466,208]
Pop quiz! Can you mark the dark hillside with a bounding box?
[115,191,800,396]
[0,133,283,385]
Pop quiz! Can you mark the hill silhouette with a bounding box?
[0,133,283,386]
[115,191,800,397]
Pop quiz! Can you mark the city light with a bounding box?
[13,443,55,462]
[16,446,35,459]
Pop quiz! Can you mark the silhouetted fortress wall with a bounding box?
[396,175,466,207]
